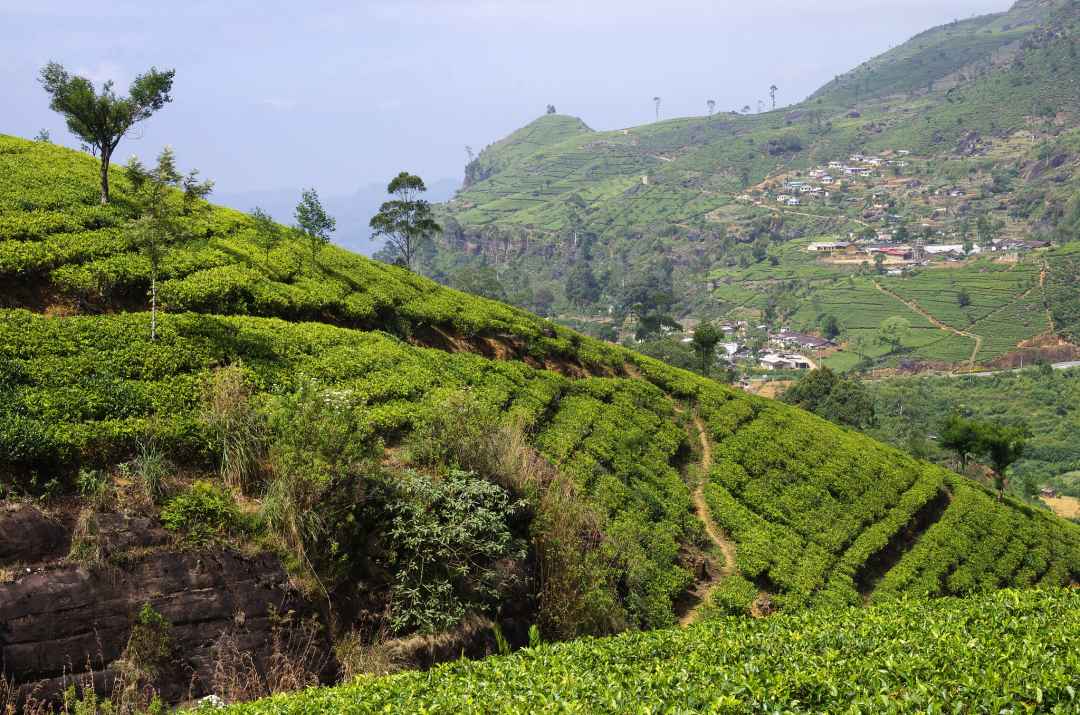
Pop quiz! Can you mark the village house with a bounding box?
[786,197,802,206]
[924,244,982,256]
[821,175,835,184]
[807,241,850,253]
[759,352,814,370]
[828,161,844,169]
[770,330,832,350]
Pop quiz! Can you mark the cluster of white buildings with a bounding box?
[683,322,829,371]
[774,152,911,206]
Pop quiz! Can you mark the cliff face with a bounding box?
[0,505,330,706]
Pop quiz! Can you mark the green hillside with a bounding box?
[811,0,1067,105]
[3,134,1080,707]
[431,0,1080,371]
[866,365,1080,498]
[232,588,1080,714]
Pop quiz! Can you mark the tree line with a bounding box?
[38,61,442,339]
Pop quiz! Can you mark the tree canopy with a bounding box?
[39,62,175,204]
[690,322,722,376]
[781,368,876,430]
[370,172,442,270]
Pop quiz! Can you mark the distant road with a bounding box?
[950,361,1080,378]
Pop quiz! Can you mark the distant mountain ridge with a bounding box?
[428,0,1080,371]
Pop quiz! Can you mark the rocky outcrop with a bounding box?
[0,507,330,707]
[0,505,70,567]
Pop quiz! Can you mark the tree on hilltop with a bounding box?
[707,99,716,116]
[39,62,175,204]
[295,189,336,268]
[770,84,779,110]
[653,96,662,122]
[546,104,557,114]
[370,172,442,271]
[126,147,213,341]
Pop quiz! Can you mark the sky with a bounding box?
[2,0,1013,198]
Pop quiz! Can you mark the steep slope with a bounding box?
[463,114,593,188]
[811,0,1067,105]
[432,0,1080,371]
[445,0,1080,235]
[2,136,1079,706]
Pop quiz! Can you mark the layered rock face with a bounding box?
[0,505,328,706]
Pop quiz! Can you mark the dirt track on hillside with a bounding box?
[680,415,738,627]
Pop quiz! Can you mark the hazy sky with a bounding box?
[3,0,1011,196]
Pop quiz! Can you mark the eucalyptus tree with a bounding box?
[39,62,175,204]
[370,172,442,270]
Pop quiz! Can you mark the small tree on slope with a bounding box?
[295,189,336,268]
[39,62,175,205]
[126,147,213,341]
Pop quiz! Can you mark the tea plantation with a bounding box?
[229,588,1080,714]
[3,135,1080,709]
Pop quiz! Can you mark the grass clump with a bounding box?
[160,480,244,546]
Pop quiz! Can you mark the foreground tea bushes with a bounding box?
[229,589,1080,714]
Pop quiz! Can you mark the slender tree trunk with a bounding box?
[99,149,112,205]
[151,273,157,342]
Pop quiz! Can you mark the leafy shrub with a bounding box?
[406,389,503,477]
[387,469,525,634]
[160,480,243,546]
[123,603,174,680]
[705,574,759,617]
